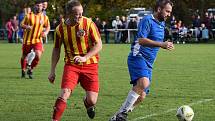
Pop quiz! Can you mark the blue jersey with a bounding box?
[130,14,165,68]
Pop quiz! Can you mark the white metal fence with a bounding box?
[1,28,215,43]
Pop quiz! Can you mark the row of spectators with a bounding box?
[1,9,215,44]
[5,15,19,43]
[93,16,140,44]
[91,10,215,44]
[166,11,215,44]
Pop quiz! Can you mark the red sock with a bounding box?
[20,58,27,70]
[31,56,39,69]
[52,97,67,121]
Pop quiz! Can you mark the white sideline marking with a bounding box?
[131,98,214,121]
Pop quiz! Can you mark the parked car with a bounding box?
[127,8,146,20]
[137,10,153,20]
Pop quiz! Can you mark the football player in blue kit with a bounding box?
[110,0,174,121]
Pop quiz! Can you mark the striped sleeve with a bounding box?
[54,25,62,48]
[44,16,50,28]
[89,21,101,43]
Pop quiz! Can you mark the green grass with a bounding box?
[0,41,215,121]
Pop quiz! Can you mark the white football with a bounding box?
[176,105,194,121]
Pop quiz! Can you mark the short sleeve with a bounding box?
[44,16,50,28]
[137,17,151,38]
[89,22,101,43]
[53,25,62,49]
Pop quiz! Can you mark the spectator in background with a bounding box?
[128,17,137,41]
[112,16,122,43]
[193,15,201,28]
[5,18,13,43]
[170,15,176,26]
[203,12,211,30]
[208,12,214,39]
[179,23,188,44]
[100,20,110,43]
[209,13,213,19]
[120,16,128,43]
[171,24,179,43]
[11,15,19,43]
[51,19,58,30]
[94,17,101,32]
[211,14,215,39]
[170,16,177,42]
[176,20,182,29]
[194,9,200,17]
[200,23,209,43]
[135,16,140,26]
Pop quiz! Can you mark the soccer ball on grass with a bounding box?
[176,105,194,121]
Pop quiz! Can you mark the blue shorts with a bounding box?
[127,55,152,94]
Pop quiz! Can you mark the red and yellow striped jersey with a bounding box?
[21,12,50,45]
[54,16,101,65]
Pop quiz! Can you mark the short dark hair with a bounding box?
[154,0,173,11]
[35,0,44,4]
[65,0,81,14]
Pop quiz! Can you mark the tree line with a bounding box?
[0,0,214,27]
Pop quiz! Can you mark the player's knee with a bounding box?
[85,91,98,106]
[60,88,71,100]
[137,77,150,90]
[86,96,97,106]
[35,51,42,59]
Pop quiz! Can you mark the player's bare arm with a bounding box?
[42,25,50,37]
[48,48,61,83]
[74,39,102,63]
[138,38,174,50]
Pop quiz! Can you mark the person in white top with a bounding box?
[112,16,123,43]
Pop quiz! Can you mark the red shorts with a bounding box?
[22,43,43,55]
[61,64,99,92]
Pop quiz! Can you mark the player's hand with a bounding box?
[41,32,47,37]
[161,41,174,50]
[48,72,56,84]
[26,25,32,31]
[73,56,87,63]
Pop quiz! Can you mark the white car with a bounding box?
[137,10,153,20]
[128,8,146,20]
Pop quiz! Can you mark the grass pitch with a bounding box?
[0,41,215,121]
